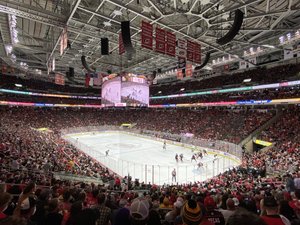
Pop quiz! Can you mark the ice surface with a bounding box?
[64,131,239,185]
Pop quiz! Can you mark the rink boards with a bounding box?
[63,131,240,185]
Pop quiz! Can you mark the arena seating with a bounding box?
[1,107,300,225]
[150,86,300,104]
[151,64,300,96]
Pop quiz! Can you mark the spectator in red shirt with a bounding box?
[260,196,291,225]
[203,196,225,225]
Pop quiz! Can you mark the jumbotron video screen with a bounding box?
[101,73,149,107]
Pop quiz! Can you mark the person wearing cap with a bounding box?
[260,196,291,225]
[179,199,203,225]
[129,197,150,225]
[203,196,225,225]
[218,198,236,224]
[165,199,183,224]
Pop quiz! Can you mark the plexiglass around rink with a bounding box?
[62,126,242,185]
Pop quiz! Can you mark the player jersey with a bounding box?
[204,210,225,225]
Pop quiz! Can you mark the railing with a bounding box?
[53,172,103,185]
[61,126,243,185]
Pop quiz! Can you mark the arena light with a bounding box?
[15,84,22,87]
[180,88,185,91]
[8,14,19,45]
[158,91,162,94]
[262,44,275,49]
[5,44,13,55]
[243,78,251,83]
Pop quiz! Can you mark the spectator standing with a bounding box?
[260,196,291,225]
[203,196,225,225]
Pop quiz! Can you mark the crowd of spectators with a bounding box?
[151,64,300,96]
[255,107,300,174]
[1,85,300,106]
[150,86,300,105]
[0,106,300,225]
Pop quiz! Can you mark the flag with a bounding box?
[55,73,65,85]
[85,74,93,87]
[93,73,102,86]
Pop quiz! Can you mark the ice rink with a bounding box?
[64,131,240,185]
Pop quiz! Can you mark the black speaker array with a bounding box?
[216,9,244,45]
[194,52,210,71]
[121,21,134,58]
[81,56,95,73]
[69,67,74,77]
[67,67,74,80]
[101,38,109,55]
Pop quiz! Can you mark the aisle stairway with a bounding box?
[239,109,283,152]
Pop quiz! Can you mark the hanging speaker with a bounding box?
[194,53,210,71]
[81,56,94,73]
[101,38,109,55]
[69,67,74,77]
[216,9,244,45]
[121,21,134,55]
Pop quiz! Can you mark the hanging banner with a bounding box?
[177,69,183,80]
[155,27,166,54]
[187,40,195,62]
[60,27,68,55]
[55,73,65,85]
[185,64,193,77]
[119,33,125,55]
[141,21,153,50]
[193,43,201,64]
[166,31,176,57]
[177,39,187,59]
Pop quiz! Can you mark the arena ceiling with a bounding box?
[0,0,300,83]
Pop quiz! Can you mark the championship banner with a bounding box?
[155,27,166,54]
[141,21,153,50]
[177,69,183,80]
[177,39,187,59]
[185,64,193,77]
[187,40,195,62]
[60,27,68,55]
[55,73,65,85]
[193,43,201,63]
[166,31,176,57]
[119,33,125,55]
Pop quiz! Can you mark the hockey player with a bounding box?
[175,154,179,163]
[163,140,166,150]
[199,152,203,159]
[106,149,110,156]
[179,153,183,162]
[197,162,203,169]
[191,154,197,162]
[172,168,176,182]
